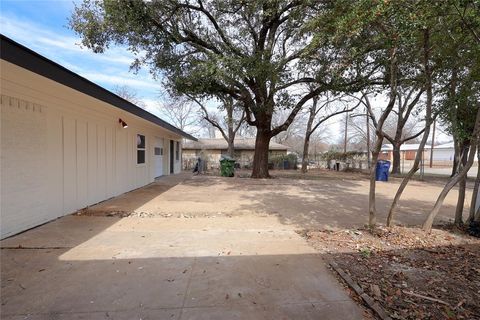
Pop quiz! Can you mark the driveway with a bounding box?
[0,173,364,319]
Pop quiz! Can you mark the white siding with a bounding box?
[0,60,183,238]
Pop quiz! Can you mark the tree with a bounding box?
[382,86,426,174]
[301,94,359,173]
[387,28,435,227]
[113,85,146,108]
[191,95,245,158]
[323,0,450,227]
[70,0,377,178]
[156,96,200,134]
[468,148,480,223]
[431,0,480,226]
[423,108,480,231]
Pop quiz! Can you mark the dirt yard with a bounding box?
[86,169,473,229]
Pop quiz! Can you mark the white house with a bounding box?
[0,35,196,239]
[380,142,457,165]
[431,142,455,162]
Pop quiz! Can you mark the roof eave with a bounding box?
[0,35,197,141]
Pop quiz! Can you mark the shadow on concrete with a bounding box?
[1,251,363,319]
[85,173,192,216]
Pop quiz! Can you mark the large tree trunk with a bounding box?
[251,127,272,178]
[423,108,480,232]
[468,148,480,223]
[391,144,401,175]
[227,136,235,158]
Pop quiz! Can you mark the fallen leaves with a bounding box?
[303,226,480,320]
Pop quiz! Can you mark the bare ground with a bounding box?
[86,169,474,230]
[303,226,480,320]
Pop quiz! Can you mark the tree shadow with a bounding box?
[224,176,463,229]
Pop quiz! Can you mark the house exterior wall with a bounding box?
[0,60,182,239]
[432,149,454,162]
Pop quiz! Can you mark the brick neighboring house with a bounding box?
[183,138,288,169]
[379,144,425,161]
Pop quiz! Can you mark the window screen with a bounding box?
[137,134,146,164]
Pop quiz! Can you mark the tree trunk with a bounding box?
[468,148,480,223]
[423,106,479,232]
[251,128,271,178]
[423,143,477,232]
[227,136,235,158]
[451,137,460,177]
[386,29,433,227]
[454,145,470,225]
[301,134,311,173]
[386,123,432,226]
[301,98,317,174]
[391,144,401,175]
[369,142,382,228]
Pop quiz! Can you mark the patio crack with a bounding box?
[177,257,197,320]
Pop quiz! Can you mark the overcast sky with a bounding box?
[1,0,451,144]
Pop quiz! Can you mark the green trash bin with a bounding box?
[220,156,236,177]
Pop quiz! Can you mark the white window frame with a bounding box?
[137,134,146,166]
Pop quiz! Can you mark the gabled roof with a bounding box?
[434,142,454,149]
[0,35,196,141]
[183,138,288,151]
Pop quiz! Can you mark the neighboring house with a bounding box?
[379,144,426,161]
[0,35,196,239]
[431,142,455,162]
[183,138,288,169]
[379,142,469,166]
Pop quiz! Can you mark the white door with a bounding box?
[154,137,164,177]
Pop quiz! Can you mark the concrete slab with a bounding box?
[1,214,363,319]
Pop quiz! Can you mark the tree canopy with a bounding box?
[70,0,377,177]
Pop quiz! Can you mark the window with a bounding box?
[137,134,146,164]
[176,141,180,161]
[154,147,163,156]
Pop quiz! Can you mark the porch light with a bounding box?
[119,118,128,128]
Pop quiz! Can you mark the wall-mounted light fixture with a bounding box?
[118,118,128,128]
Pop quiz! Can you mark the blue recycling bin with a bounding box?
[375,160,391,181]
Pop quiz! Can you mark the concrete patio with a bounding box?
[0,173,364,319]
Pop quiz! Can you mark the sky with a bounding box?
[0,0,164,116]
[0,0,451,144]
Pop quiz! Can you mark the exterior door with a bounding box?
[154,137,164,177]
[170,140,174,174]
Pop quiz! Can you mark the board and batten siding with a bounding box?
[0,60,182,239]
